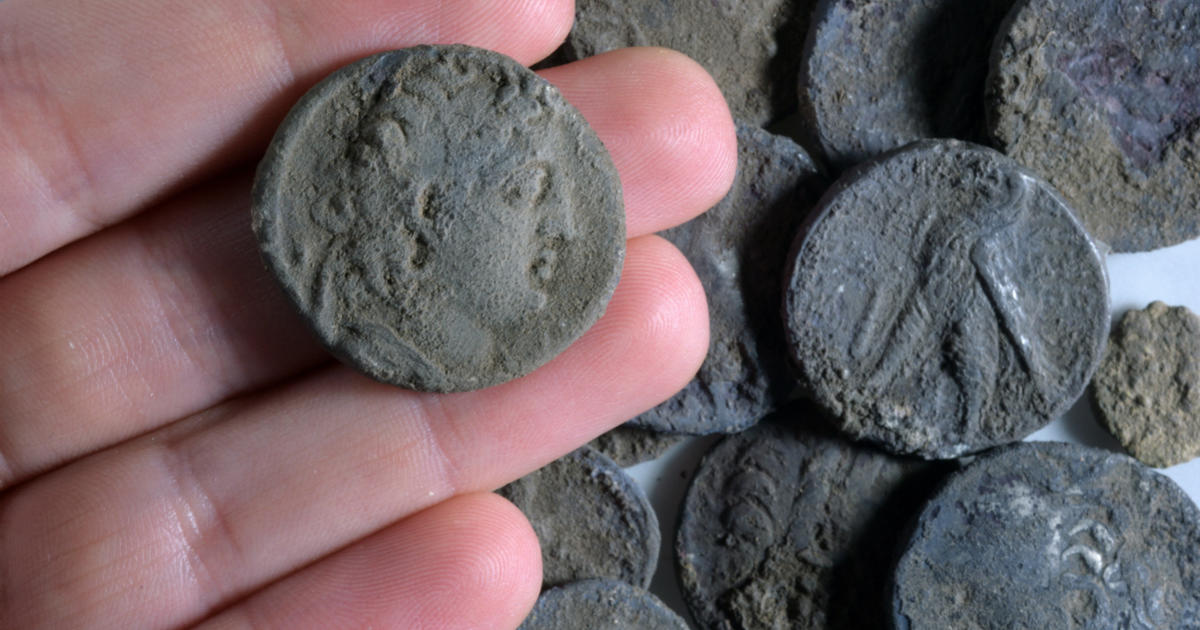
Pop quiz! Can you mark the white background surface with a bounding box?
[624,237,1200,625]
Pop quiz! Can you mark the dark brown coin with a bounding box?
[498,446,659,589]
[800,0,1016,169]
[676,411,952,630]
[518,580,690,630]
[988,0,1200,252]
[252,45,624,392]
[784,140,1109,459]
[562,0,815,126]
[893,441,1200,629]
[589,425,686,467]
[629,122,825,435]
[1093,301,1200,468]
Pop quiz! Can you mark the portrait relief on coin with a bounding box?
[988,0,1200,252]
[785,141,1108,459]
[252,46,625,392]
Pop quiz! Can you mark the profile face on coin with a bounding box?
[784,140,1108,459]
[252,45,625,392]
[892,442,1200,629]
[988,0,1200,252]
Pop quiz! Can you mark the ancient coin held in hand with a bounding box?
[784,140,1108,459]
[563,0,814,126]
[498,446,659,589]
[1093,302,1200,468]
[988,0,1200,252]
[252,45,624,392]
[676,412,953,630]
[892,442,1200,629]
[800,0,1016,169]
[630,123,825,435]
[518,580,690,630]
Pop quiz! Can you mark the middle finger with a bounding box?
[1,234,709,630]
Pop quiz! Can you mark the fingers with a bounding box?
[541,48,737,236]
[0,47,733,489]
[0,172,325,489]
[0,236,707,630]
[0,0,574,274]
[195,493,541,630]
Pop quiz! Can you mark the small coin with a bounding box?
[1093,301,1200,468]
[988,0,1200,252]
[784,140,1109,459]
[800,0,1016,169]
[563,0,815,126]
[498,446,659,589]
[518,579,690,630]
[676,410,952,630]
[252,45,624,392]
[892,441,1200,628]
[629,122,825,435]
[589,425,686,467]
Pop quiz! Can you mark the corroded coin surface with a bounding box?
[252,45,624,392]
[629,122,824,435]
[518,580,690,630]
[1093,301,1200,468]
[893,442,1200,629]
[589,425,685,467]
[676,413,951,630]
[498,446,659,589]
[800,0,1015,169]
[785,140,1108,459]
[563,0,814,126]
[988,0,1200,252]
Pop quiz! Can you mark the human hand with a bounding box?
[0,0,736,628]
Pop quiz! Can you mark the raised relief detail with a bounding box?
[1059,519,1166,629]
[861,169,1050,430]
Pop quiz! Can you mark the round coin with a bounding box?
[562,0,814,126]
[498,446,659,589]
[252,45,625,392]
[988,0,1200,252]
[784,140,1109,459]
[676,411,952,630]
[892,441,1200,629]
[630,122,825,435]
[518,580,690,630]
[800,0,1016,169]
[1093,301,1200,468]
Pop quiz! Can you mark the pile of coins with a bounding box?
[251,0,1200,627]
